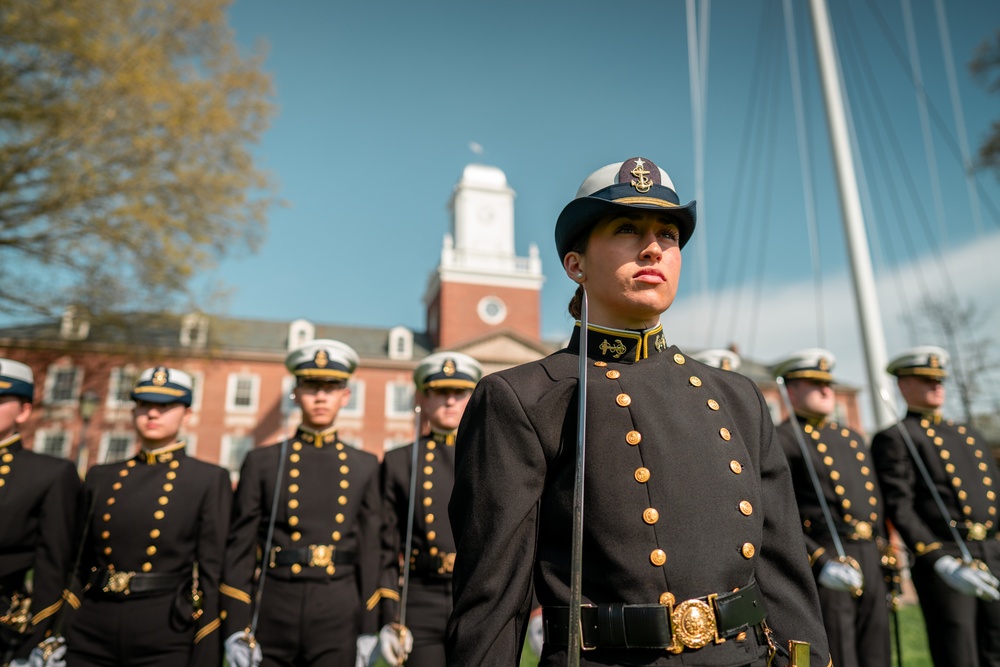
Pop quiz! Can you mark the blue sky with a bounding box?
[214,0,1000,422]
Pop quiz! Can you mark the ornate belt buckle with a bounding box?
[853,521,873,540]
[439,553,456,574]
[309,544,334,568]
[968,522,988,541]
[667,597,717,653]
[104,569,133,595]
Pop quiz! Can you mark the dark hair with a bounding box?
[565,232,590,320]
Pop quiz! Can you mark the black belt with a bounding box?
[269,545,356,568]
[544,580,768,652]
[90,568,188,598]
[410,552,456,577]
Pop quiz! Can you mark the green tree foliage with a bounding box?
[972,29,1000,175]
[0,0,275,317]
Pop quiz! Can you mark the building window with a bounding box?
[341,379,365,418]
[288,319,315,351]
[99,432,135,463]
[226,373,260,412]
[184,434,198,456]
[388,326,413,360]
[188,371,205,412]
[180,313,209,348]
[281,376,298,416]
[35,430,70,458]
[385,381,414,419]
[221,434,256,476]
[107,367,138,407]
[45,365,82,405]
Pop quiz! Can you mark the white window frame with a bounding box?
[184,433,198,457]
[281,375,299,416]
[340,379,365,418]
[384,381,414,419]
[98,431,136,464]
[187,370,205,412]
[44,364,82,406]
[35,429,71,458]
[288,319,315,351]
[388,326,413,361]
[106,366,138,408]
[225,373,260,413]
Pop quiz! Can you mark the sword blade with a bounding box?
[567,291,588,664]
[399,406,422,629]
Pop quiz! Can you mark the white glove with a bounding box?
[224,631,263,667]
[934,556,1000,601]
[369,623,413,667]
[27,636,67,667]
[818,560,864,593]
[526,609,544,657]
[356,633,378,667]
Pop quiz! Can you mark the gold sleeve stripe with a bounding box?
[30,600,63,625]
[220,583,252,604]
[194,617,221,644]
[379,588,400,602]
[808,547,826,566]
[916,542,942,556]
[62,590,81,610]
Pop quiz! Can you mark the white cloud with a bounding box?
[664,230,1000,432]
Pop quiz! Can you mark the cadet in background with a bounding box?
[223,340,381,667]
[65,367,231,666]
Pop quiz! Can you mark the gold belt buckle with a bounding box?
[439,553,456,574]
[103,568,134,595]
[309,544,334,568]
[852,521,873,540]
[666,595,719,654]
[968,522,988,541]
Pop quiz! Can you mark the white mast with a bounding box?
[807,0,896,429]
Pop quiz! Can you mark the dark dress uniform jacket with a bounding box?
[448,325,830,667]
[872,412,1000,666]
[221,429,381,657]
[67,445,232,667]
[0,435,78,661]
[776,418,890,667]
[377,433,456,665]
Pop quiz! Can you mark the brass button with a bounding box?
[166,471,176,480]
[730,460,743,474]
[289,516,299,526]
[149,529,160,539]
[289,484,299,493]
[741,543,755,559]
[112,482,122,491]
[335,513,345,523]
[952,478,963,487]
[423,497,433,507]
[426,514,435,523]
[169,460,179,469]
[290,453,300,463]
[689,376,702,387]
[616,393,632,407]
[626,431,642,445]
[103,547,112,555]
[594,361,607,367]
[291,531,301,541]
[289,499,299,509]
[823,456,833,466]
[739,501,753,516]
[293,442,303,451]
[326,565,336,576]
[106,497,116,506]
[290,469,300,478]
[101,531,110,539]
[339,452,348,460]
[163,483,173,492]
[830,470,841,481]
[340,465,349,474]
[423,465,433,475]
[835,485,845,495]
[340,480,349,489]
[707,399,720,411]
[1,453,11,462]
[146,545,157,556]
[154,510,164,520]
[650,549,667,566]
[634,467,651,483]
[720,428,732,441]
[426,452,435,461]
[127,460,136,467]
[736,631,747,641]
[606,370,621,379]
[659,592,675,606]
[142,562,152,572]
[643,508,659,524]
[427,442,437,451]
[427,530,437,540]
[338,495,348,505]
[423,481,433,490]
[332,531,341,541]
[842,499,852,509]
[674,354,685,365]
[291,564,302,574]
[817,443,827,453]
[158,496,169,506]
[119,470,128,477]
[865,481,875,491]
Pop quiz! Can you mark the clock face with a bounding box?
[477,205,495,223]
[477,296,507,325]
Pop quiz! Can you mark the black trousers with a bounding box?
[255,576,361,667]
[65,594,195,667]
[815,541,891,667]
[911,539,1000,667]
[404,577,452,667]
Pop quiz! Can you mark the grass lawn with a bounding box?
[519,602,934,667]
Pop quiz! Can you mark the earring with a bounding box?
[576,273,584,280]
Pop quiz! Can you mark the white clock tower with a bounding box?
[424,164,545,349]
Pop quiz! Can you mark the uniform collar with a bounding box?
[568,322,668,364]
[0,433,22,452]
[430,430,457,447]
[297,425,338,447]
[795,414,829,431]
[138,440,186,465]
[907,409,942,425]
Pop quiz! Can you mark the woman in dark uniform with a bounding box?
[66,367,231,667]
[446,157,831,666]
